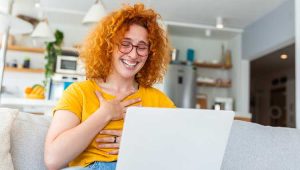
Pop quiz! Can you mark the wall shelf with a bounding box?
[0,44,45,53]
[197,82,231,88]
[193,62,232,69]
[4,67,44,73]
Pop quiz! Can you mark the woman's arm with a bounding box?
[44,90,140,170]
[44,109,111,170]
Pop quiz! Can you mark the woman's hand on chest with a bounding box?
[95,90,141,121]
[96,129,122,155]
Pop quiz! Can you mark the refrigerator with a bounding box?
[161,63,197,108]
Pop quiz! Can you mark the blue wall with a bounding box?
[242,0,295,60]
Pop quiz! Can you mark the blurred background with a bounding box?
[0,0,299,128]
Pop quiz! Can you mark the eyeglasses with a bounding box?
[118,41,149,57]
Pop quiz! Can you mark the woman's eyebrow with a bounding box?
[122,38,132,41]
[123,37,149,44]
[137,41,148,45]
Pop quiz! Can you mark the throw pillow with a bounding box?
[0,108,18,170]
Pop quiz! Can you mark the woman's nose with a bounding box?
[128,46,139,59]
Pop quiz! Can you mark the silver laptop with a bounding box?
[116,107,234,170]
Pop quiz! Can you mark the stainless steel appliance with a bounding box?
[162,63,196,108]
[47,73,86,101]
[56,50,85,75]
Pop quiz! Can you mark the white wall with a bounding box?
[295,0,300,129]
[242,0,295,60]
[50,24,92,47]
[169,35,228,62]
[228,34,250,115]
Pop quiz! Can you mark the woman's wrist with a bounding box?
[95,107,112,123]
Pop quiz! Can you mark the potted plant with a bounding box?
[44,30,64,87]
[23,57,30,68]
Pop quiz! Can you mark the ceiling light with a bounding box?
[205,29,211,37]
[280,54,288,60]
[0,13,33,34]
[31,20,55,42]
[82,0,107,24]
[216,17,224,29]
[35,2,40,8]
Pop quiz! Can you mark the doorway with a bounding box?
[250,44,295,127]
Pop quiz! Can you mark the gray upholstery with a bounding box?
[10,112,51,170]
[221,121,300,170]
[9,112,300,170]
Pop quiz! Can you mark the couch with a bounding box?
[1,108,300,170]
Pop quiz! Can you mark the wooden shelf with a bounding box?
[234,116,252,122]
[4,67,44,73]
[197,82,231,88]
[193,62,232,69]
[3,45,45,53]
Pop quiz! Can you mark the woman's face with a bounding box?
[111,24,149,79]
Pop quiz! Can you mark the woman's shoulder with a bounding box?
[140,86,167,97]
[140,86,176,108]
[68,79,93,89]
[64,80,94,93]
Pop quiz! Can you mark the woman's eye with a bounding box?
[138,46,148,50]
[121,42,131,47]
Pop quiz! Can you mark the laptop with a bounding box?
[116,107,234,170]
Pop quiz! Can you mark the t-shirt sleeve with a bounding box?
[52,83,83,119]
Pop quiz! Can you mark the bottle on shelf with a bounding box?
[225,50,232,67]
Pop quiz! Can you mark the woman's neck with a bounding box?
[98,73,138,94]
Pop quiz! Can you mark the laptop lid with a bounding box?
[116,107,234,170]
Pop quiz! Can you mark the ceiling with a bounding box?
[251,44,295,77]
[0,0,289,39]
[1,0,288,27]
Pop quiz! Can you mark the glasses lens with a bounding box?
[118,41,149,56]
[136,45,149,56]
[119,41,132,54]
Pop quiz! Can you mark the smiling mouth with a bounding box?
[121,59,139,68]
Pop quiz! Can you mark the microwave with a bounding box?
[56,55,85,75]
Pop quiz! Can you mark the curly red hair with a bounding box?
[79,3,171,87]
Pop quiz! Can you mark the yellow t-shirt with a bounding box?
[53,79,175,167]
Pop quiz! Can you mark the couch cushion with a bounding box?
[0,108,18,170]
[222,120,300,170]
[10,112,51,170]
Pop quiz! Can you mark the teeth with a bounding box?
[122,59,137,67]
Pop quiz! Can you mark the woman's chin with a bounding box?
[118,71,137,79]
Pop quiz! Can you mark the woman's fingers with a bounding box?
[96,136,115,143]
[97,143,119,149]
[94,91,104,102]
[99,130,122,136]
[108,149,119,155]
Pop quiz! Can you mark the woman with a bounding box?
[44,3,175,170]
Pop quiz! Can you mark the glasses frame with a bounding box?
[118,41,150,57]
